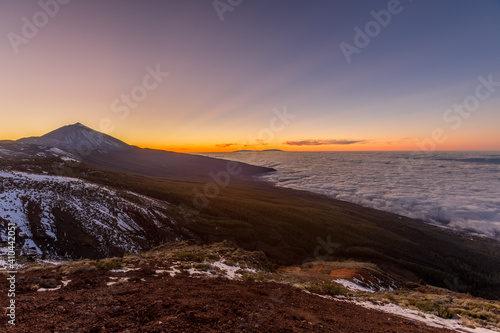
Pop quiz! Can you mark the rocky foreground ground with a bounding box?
[8,241,496,332]
[1,266,457,333]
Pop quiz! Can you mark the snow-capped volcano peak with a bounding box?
[18,123,130,152]
[71,122,88,129]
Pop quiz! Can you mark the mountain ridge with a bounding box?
[3,123,276,179]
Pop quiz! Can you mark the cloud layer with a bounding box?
[215,143,238,148]
[202,151,500,239]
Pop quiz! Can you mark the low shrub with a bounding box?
[96,259,123,271]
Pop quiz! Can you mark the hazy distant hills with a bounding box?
[233,149,284,152]
[2,123,275,179]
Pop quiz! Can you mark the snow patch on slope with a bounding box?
[0,170,181,258]
[311,292,498,333]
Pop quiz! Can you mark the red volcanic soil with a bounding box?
[0,269,455,333]
[329,267,360,279]
[282,265,368,281]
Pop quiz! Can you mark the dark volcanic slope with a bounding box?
[81,147,274,179]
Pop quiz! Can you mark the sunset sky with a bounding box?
[1,0,499,152]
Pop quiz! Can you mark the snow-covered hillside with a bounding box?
[0,170,187,258]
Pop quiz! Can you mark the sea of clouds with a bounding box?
[203,151,500,239]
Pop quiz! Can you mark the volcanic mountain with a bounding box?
[8,123,275,179]
[18,122,130,152]
[0,123,274,258]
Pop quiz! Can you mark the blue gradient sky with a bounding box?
[1,0,499,151]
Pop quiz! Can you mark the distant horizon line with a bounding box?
[4,122,499,154]
[188,149,500,154]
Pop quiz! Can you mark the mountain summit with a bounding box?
[19,123,130,152]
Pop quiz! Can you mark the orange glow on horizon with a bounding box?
[138,141,499,154]
[4,121,498,154]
